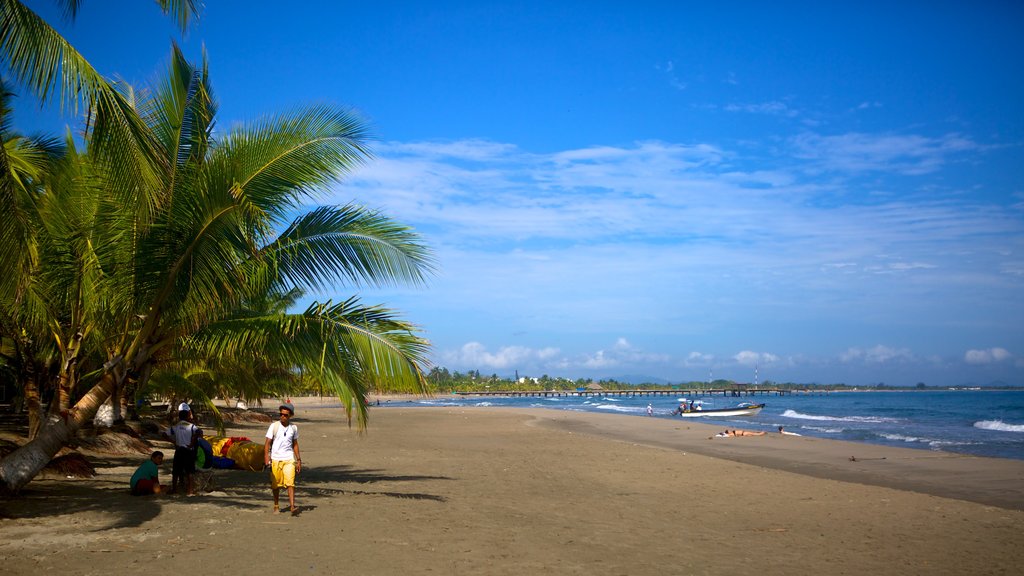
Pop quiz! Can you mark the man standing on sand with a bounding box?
[167,406,201,495]
[264,402,302,515]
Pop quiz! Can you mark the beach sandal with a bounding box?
[290,506,298,516]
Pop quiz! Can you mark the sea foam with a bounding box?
[782,409,900,424]
[974,420,1024,433]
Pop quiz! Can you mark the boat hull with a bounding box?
[677,404,765,418]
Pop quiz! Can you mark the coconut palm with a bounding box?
[0,46,433,494]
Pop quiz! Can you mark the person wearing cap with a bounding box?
[264,402,302,515]
[166,407,201,495]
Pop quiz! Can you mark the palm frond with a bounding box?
[182,297,430,427]
[154,0,203,33]
[264,204,435,292]
[212,104,373,221]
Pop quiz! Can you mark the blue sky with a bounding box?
[14,1,1024,386]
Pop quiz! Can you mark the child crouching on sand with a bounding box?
[130,451,165,495]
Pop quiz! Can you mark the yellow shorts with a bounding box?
[270,460,296,489]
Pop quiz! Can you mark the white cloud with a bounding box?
[733,351,779,366]
[964,348,1012,365]
[840,345,914,364]
[724,101,798,117]
[443,342,560,370]
[325,136,1022,386]
[581,339,671,368]
[791,132,977,175]
[685,351,715,365]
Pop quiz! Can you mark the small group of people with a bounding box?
[128,401,302,516]
[670,401,702,416]
[129,402,203,496]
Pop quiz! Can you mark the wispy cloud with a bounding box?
[657,60,687,90]
[327,134,1022,384]
[792,132,978,175]
[840,345,915,364]
[724,101,798,117]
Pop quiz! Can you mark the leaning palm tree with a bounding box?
[0,46,433,494]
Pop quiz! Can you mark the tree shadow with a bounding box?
[0,458,452,529]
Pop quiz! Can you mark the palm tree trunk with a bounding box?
[0,372,115,494]
[55,330,84,413]
[23,369,42,440]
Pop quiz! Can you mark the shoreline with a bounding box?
[297,393,1024,465]
[286,398,1024,509]
[3,404,1022,575]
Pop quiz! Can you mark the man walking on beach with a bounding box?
[264,402,302,515]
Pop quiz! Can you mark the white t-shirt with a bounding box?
[265,422,299,461]
[170,421,198,448]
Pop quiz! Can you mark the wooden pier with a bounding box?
[453,388,810,399]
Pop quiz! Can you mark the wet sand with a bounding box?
[1,404,1022,575]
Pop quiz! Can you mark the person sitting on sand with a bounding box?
[130,451,165,496]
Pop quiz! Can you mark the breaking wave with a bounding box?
[974,420,1024,433]
[781,409,900,424]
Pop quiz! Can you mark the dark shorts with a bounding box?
[173,446,196,476]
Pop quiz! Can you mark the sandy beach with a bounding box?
[2,400,1023,575]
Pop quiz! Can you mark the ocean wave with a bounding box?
[803,425,844,434]
[781,409,901,424]
[474,401,494,407]
[594,404,644,413]
[974,420,1024,433]
[879,433,973,449]
[879,432,923,443]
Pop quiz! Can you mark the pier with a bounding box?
[453,388,810,399]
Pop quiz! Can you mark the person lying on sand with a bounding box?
[713,429,768,438]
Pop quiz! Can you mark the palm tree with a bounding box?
[0,46,434,494]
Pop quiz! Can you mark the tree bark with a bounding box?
[24,368,42,440]
[0,372,115,495]
[55,330,84,413]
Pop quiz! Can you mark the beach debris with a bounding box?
[849,456,887,462]
[44,453,96,478]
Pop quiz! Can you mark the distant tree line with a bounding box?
[421,370,1022,392]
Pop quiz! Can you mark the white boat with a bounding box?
[672,402,765,418]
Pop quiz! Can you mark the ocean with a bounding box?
[386,389,1024,461]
